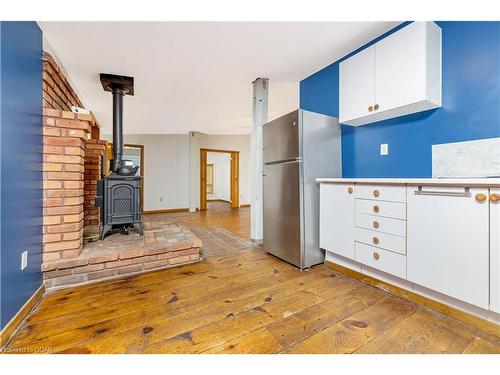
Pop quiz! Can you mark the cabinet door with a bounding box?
[407,186,489,309]
[339,46,375,124]
[490,188,500,313]
[319,184,355,259]
[375,22,427,113]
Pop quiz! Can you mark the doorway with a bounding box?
[123,144,144,211]
[200,148,239,210]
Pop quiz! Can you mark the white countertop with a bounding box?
[316,177,500,187]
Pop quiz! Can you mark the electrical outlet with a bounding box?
[380,143,389,156]
[159,197,163,202]
[21,251,28,270]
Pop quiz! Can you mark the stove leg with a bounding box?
[133,223,144,236]
[100,224,113,240]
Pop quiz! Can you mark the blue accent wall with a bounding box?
[0,21,43,330]
[300,22,500,177]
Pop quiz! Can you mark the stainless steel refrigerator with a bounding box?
[263,109,341,269]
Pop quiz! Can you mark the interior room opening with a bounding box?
[207,151,231,208]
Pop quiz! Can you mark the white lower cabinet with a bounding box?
[490,188,500,313]
[407,186,490,309]
[320,181,499,313]
[319,183,355,259]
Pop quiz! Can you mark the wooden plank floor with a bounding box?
[5,202,500,354]
[146,201,251,240]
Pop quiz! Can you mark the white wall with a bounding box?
[207,152,231,201]
[103,134,190,211]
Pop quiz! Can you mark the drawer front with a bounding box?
[356,199,406,220]
[355,242,407,279]
[355,184,406,202]
[355,213,406,237]
[355,227,406,254]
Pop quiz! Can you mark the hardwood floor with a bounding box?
[4,201,500,354]
[146,201,251,240]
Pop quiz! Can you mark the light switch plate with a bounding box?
[21,251,28,270]
[380,144,389,156]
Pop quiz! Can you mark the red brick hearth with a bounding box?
[43,221,201,290]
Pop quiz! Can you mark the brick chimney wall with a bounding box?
[42,109,92,265]
[84,140,107,240]
[42,51,108,261]
[42,52,84,111]
[42,52,101,133]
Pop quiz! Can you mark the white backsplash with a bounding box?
[432,137,500,178]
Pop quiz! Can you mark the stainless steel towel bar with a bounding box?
[414,186,471,197]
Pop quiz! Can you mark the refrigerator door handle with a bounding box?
[264,157,302,166]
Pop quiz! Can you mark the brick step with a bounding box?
[42,222,202,290]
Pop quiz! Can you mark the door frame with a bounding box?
[124,143,145,212]
[200,148,239,210]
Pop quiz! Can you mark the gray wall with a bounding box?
[104,133,251,212]
[103,134,190,211]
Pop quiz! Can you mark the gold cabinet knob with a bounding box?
[373,252,380,260]
[490,193,500,202]
[475,193,487,202]
[347,187,353,194]
[373,205,380,213]
[374,104,380,110]
[368,106,374,112]
[373,221,379,229]
[372,237,379,245]
[373,189,380,197]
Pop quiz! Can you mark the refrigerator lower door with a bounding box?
[263,160,302,267]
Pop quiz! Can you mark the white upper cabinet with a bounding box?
[339,46,375,124]
[339,22,442,126]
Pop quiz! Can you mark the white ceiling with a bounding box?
[39,22,400,135]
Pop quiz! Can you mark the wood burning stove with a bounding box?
[95,73,143,239]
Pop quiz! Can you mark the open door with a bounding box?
[200,148,239,210]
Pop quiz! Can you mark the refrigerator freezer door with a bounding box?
[263,160,302,267]
[263,110,300,164]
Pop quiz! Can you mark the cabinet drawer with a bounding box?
[355,184,406,202]
[355,242,407,279]
[355,227,406,255]
[356,199,406,220]
[355,213,406,237]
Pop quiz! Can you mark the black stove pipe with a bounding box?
[99,73,134,173]
[111,86,124,172]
